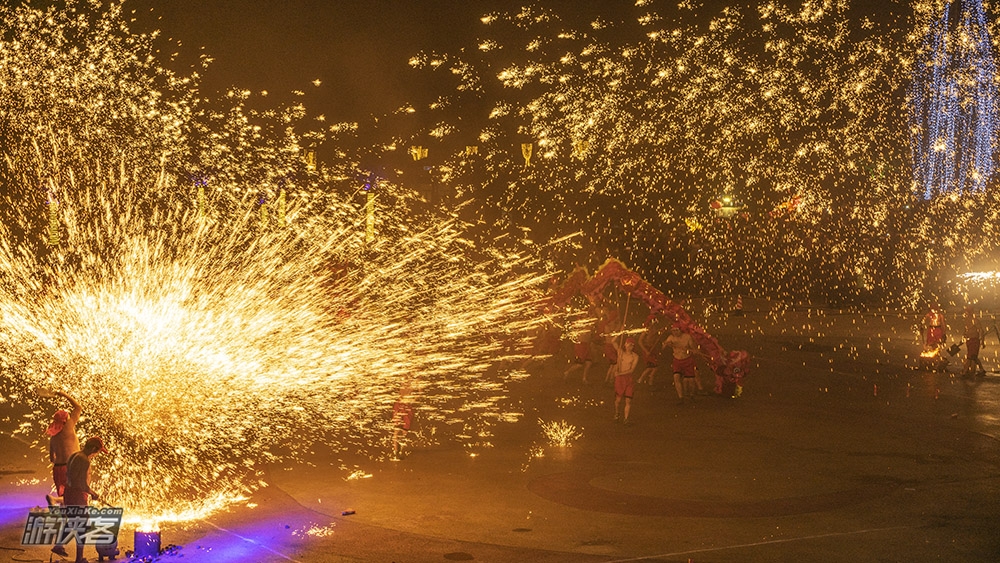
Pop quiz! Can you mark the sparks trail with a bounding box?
[0,0,549,524]
[402,1,1000,306]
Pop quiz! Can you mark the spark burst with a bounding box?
[539,419,582,447]
[0,1,549,523]
[401,0,1000,305]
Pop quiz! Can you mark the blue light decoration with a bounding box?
[910,0,998,199]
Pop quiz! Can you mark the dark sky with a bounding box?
[126,0,729,123]
[122,0,903,128]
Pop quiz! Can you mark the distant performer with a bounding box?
[636,325,661,385]
[923,302,947,350]
[611,337,639,424]
[664,323,704,404]
[391,381,416,460]
[963,306,987,377]
[564,319,595,383]
[598,306,622,384]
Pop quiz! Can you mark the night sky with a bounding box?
[126,0,738,123]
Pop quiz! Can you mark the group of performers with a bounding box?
[922,302,991,376]
[563,303,712,412]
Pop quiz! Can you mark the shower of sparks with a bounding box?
[910,0,998,198]
[0,1,550,524]
[401,0,1000,306]
[539,419,582,447]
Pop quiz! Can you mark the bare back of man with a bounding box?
[49,394,82,466]
[46,391,82,509]
[44,390,82,558]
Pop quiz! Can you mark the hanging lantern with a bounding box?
[46,191,59,246]
[521,143,533,166]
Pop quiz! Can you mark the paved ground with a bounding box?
[2,305,999,562]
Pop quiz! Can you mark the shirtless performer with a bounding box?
[598,306,622,384]
[611,337,639,424]
[46,391,82,503]
[43,390,82,558]
[636,325,661,385]
[663,323,703,404]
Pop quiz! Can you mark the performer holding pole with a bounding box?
[605,292,631,383]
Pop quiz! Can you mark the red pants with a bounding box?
[967,337,981,359]
[52,465,68,496]
[926,327,945,348]
[63,487,89,507]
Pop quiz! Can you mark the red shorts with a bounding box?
[52,464,68,496]
[393,402,413,430]
[672,356,697,378]
[926,327,945,347]
[614,374,634,398]
[604,343,618,363]
[573,342,591,362]
[63,487,89,507]
[967,337,981,359]
[644,351,659,368]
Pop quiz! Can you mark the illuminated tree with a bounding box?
[910,0,998,199]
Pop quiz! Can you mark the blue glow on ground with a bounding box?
[174,512,327,563]
[0,489,49,528]
[911,0,998,199]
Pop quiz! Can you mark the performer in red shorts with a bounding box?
[597,306,622,384]
[611,337,639,424]
[963,306,987,377]
[563,325,595,383]
[664,323,704,404]
[44,390,82,503]
[636,325,661,385]
[392,382,416,460]
[923,302,947,349]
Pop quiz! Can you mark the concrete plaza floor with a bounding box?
[2,306,999,562]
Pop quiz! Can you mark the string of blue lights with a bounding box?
[910,0,998,199]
